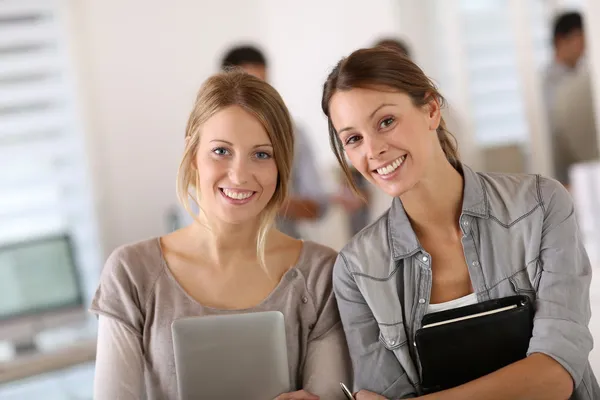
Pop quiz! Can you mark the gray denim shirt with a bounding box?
[333,164,599,399]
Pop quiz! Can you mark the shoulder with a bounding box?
[537,175,573,216]
[543,62,563,83]
[476,171,542,220]
[296,240,337,278]
[100,237,165,303]
[475,170,571,223]
[295,241,337,297]
[336,209,392,276]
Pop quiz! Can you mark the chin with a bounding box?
[383,186,408,198]
[215,210,261,225]
[380,178,419,198]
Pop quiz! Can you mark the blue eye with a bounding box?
[212,147,230,156]
[379,117,395,129]
[255,151,272,160]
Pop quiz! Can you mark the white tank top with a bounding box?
[427,293,478,314]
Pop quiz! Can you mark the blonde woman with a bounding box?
[90,71,351,400]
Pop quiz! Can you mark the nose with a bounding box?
[365,134,388,160]
[228,157,250,185]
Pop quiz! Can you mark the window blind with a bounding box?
[457,0,531,147]
[0,0,100,299]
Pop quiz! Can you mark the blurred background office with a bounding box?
[1,0,600,398]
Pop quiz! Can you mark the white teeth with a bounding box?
[223,189,253,200]
[377,155,406,175]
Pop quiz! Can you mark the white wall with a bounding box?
[263,0,403,168]
[260,0,402,248]
[71,0,403,257]
[71,0,265,257]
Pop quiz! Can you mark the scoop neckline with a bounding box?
[156,237,307,313]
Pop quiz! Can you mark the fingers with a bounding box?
[354,390,387,400]
[275,389,320,400]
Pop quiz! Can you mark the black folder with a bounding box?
[415,295,534,394]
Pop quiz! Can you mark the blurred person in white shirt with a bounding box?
[551,63,598,186]
[543,12,586,113]
[543,12,587,185]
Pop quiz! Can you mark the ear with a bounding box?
[424,93,442,131]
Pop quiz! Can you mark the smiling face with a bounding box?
[194,105,278,225]
[329,87,442,198]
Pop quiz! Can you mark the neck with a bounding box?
[400,154,464,237]
[191,214,266,268]
[555,53,577,69]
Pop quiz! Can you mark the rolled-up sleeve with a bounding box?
[527,176,594,386]
[333,253,416,398]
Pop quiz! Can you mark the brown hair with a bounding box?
[177,70,294,267]
[321,47,459,195]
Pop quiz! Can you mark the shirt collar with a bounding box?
[388,163,488,259]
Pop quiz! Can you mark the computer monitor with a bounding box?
[0,234,86,356]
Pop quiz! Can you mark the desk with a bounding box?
[0,338,95,385]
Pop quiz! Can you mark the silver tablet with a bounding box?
[172,311,290,400]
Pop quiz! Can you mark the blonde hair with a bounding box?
[177,70,295,268]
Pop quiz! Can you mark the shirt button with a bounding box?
[389,339,396,346]
[290,269,297,278]
[463,220,469,226]
[472,261,479,266]
[418,298,425,304]
[413,341,417,347]
[301,296,308,304]
[422,256,428,262]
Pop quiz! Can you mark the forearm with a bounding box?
[419,353,572,400]
[280,197,320,220]
[303,324,353,399]
[94,316,144,400]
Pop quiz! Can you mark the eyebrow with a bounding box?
[210,139,273,148]
[337,103,397,134]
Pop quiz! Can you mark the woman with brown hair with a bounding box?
[90,70,350,399]
[322,47,598,399]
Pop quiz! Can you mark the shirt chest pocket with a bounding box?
[354,271,422,388]
[379,322,409,350]
[355,275,418,367]
[378,321,421,389]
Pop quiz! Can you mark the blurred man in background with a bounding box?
[221,45,328,239]
[543,12,585,113]
[543,12,590,186]
[551,64,598,185]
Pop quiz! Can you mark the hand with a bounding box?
[354,390,388,400]
[274,389,319,399]
[331,192,364,213]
